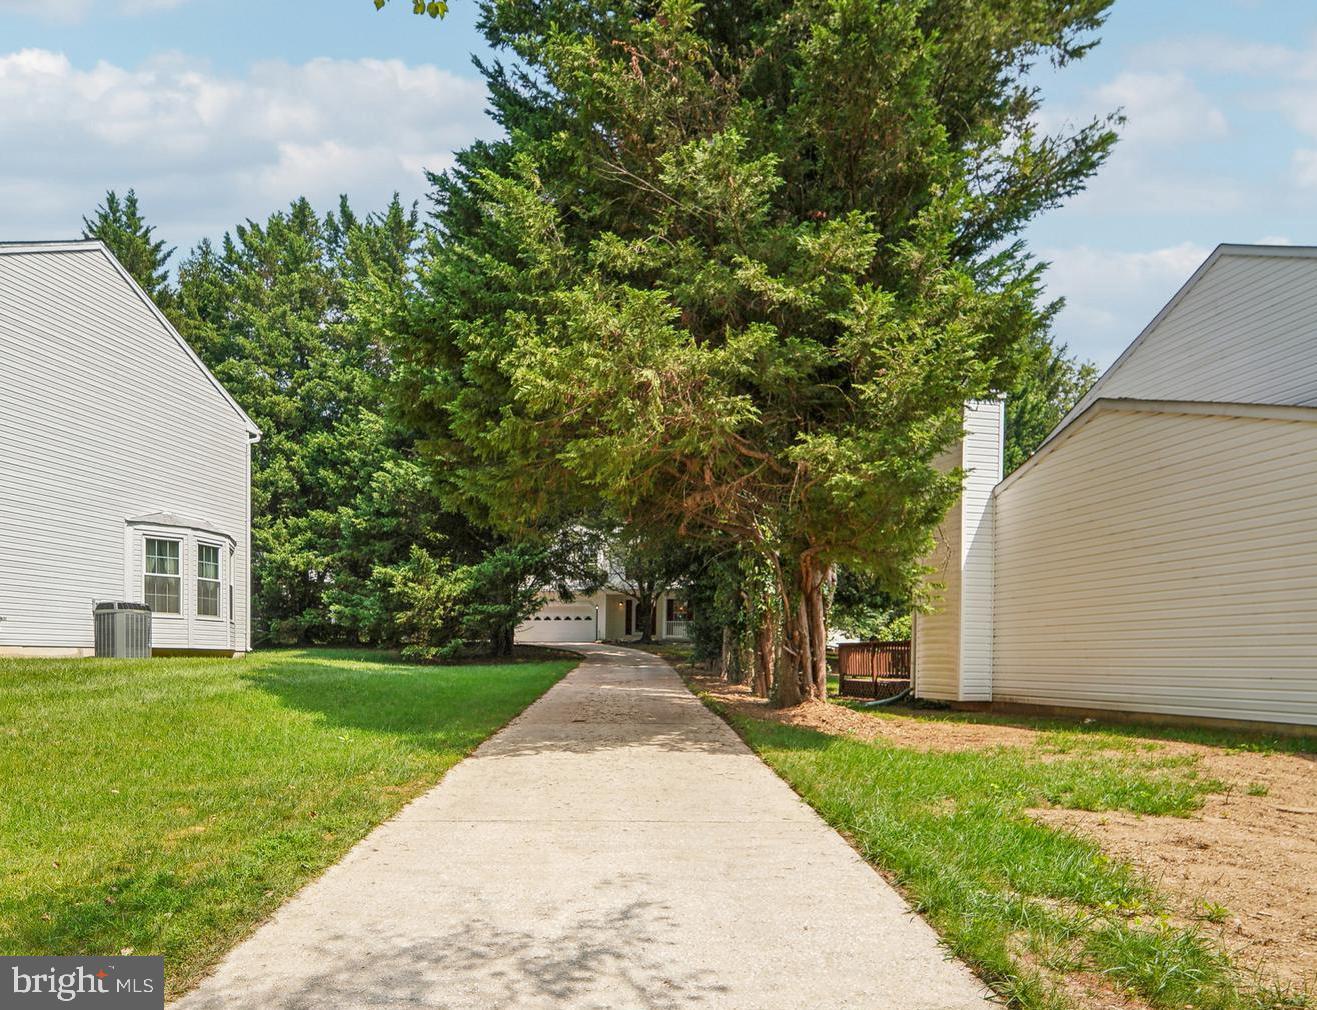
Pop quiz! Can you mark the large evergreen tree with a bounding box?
[82,189,173,305]
[176,196,423,642]
[391,0,1118,703]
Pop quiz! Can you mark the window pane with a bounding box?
[146,538,180,576]
[198,544,220,581]
[145,574,181,614]
[197,580,220,617]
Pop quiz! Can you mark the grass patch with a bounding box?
[705,699,1305,1009]
[0,648,572,996]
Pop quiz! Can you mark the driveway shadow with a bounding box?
[179,873,730,1010]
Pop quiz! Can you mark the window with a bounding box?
[666,598,692,622]
[197,543,221,618]
[144,538,181,614]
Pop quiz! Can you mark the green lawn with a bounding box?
[705,699,1313,1010]
[0,648,572,995]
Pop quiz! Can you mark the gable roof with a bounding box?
[0,240,260,439]
[1042,243,1317,451]
[998,395,1317,496]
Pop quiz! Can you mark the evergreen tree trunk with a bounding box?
[804,558,834,701]
[771,554,833,706]
[775,592,808,707]
[491,625,515,657]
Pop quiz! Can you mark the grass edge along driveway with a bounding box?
[691,687,1312,1010]
[0,648,574,998]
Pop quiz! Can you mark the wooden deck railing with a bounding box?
[836,641,911,699]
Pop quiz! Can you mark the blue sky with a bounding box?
[2,0,1315,368]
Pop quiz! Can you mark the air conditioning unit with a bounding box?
[93,601,152,658]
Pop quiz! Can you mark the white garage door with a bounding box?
[515,604,598,643]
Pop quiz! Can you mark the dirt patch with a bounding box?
[687,670,1054,751]
[1033,751,1317,988]
[1056,971,1150,1010]
[684,669,1317,991]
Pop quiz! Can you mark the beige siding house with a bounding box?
[0,241,259,656]
[914,244,1317,728]
[516,588,691,644]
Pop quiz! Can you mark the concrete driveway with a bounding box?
[175,643,992,1009]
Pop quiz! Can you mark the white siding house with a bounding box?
[914,245,1317,728]
[911,400,1003,702]
[0,241,259,657]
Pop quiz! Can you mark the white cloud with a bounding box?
[1060,161,1246,218]
[1041,242,1213,367]
[1131,31,1317,84]
[1133,34,1317,143]
[0,0,187,23]
[1031,69,1239,218]
[1128,35,1305,78]
[0,48,493,248]
[1292,149,1317,188]
[1038,70,1228,148]
[1275,88,1317,139]
[1094,71,1228,145]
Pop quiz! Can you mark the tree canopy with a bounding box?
[81,2,1117,677]
[390,0,1118,703]
[83,189,173,306]
[173,196,422,643]
[371,0,449,17]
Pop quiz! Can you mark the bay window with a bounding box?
[144,538,181,614]
[197,543,221,618]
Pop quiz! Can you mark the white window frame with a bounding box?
[143,536,184,617]
[196,540,223,620]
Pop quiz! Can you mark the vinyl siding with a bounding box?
[0,246,252,653]
[913,450,960,700]
[993,406,1317,726]
[1068,252,1317,423]
[958,400,1002,700]
[914,400,1003,701]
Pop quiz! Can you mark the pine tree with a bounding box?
[176,196,424,642]
[391,0,1120,702]
[82,189,173,305]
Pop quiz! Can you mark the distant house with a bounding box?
[0,241,259,657]
[516,587,692,644]
[915,244,1317,729]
